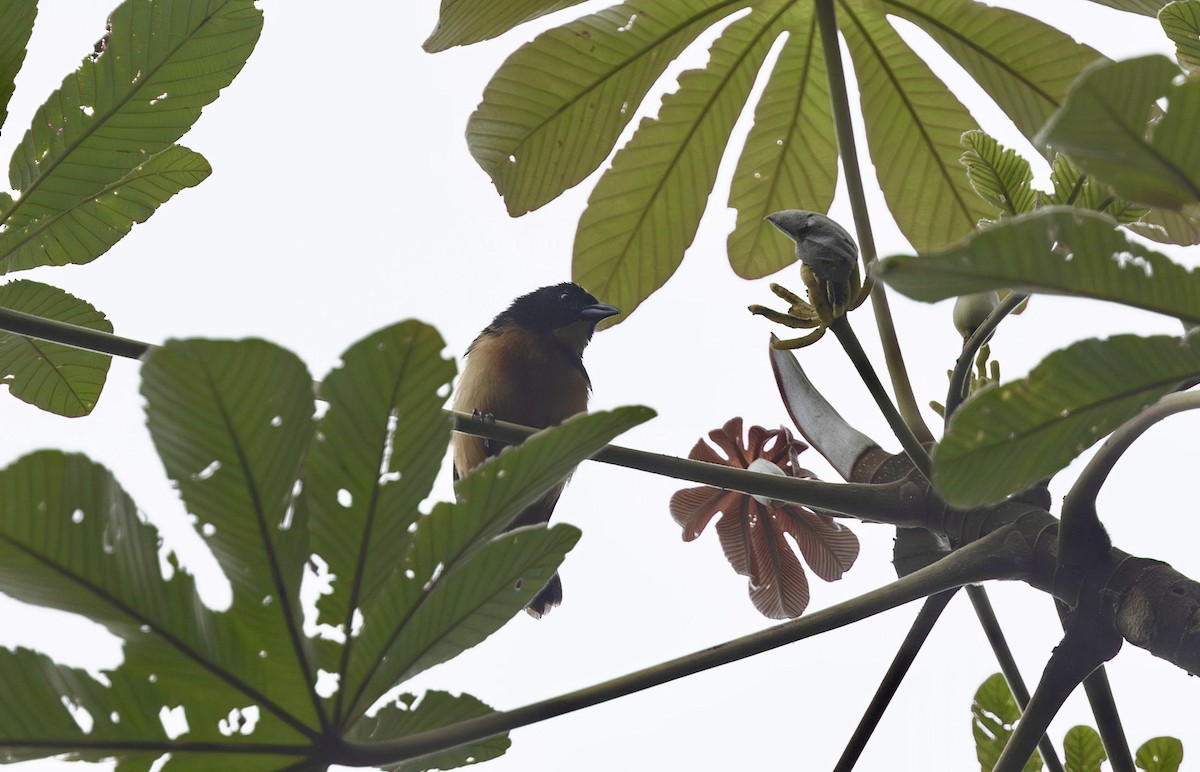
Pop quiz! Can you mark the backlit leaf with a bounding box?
[1038,55,1200,209]
[1161,0,1200,74]
[0,280,111,416]
[935,335,1200,507]
[727,5,837,278]
[878,208,1200,325]
[573,6,783,319]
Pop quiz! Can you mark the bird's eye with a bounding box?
[559,292,571,304]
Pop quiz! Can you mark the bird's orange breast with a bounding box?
[451,326,591,476]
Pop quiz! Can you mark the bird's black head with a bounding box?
[501,282,620,352]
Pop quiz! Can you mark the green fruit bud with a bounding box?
[953,291,1000,339]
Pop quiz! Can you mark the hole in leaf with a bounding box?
[159,705,188,740]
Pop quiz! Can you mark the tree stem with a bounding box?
[828,317,932,479]
[813,0,932,445]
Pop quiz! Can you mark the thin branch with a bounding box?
[1055,601,1135,772]
[970,585,1064,772]
[828,317,932,479]
[1078,667,1135,772]
[994,593,1123,772]
[0,308,911,523]
[834,589,958,772]
[1065,390,1200,510]
[945,292,1026,422]
[814,0,933,445]
[0,306,153,360]
[335,526,1032,768]
[450,411,914,523]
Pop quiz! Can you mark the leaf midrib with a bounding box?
[0,4,225,234]
[596,5,790,295]
[838,0,975,227]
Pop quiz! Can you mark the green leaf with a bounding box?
[1037,55,1200,209]
[424,0,586,52]
[466,0,745,217]
[141,338,320,726]
[839,1,991,250]
[0,453,311,765]
[972,673,1042,772]
[459,0,1109,321]
[0,0,36,129]
[727,5,838,279]
[342,405,654,720]
[0,648,304,769]
[3,326,640,765]
[878,208,1200,325]
[574,5,783,320]
[360,524,582,704]
[0,0,261,234]
[0,145,211,273]
[1063,725,1107,772]
[959,131,1037,217]
[304,321,456,643]
[1161,1,1200,75]
[0,280,111,416]
[1083,0,1169,14]
[1045,154,1149,223]
[883,0,1103,143]
[348,691,510,771]
[1136,736,1184,771]
[935,334,1200,507]
[1128,205,1200,246]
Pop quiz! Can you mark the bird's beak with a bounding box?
[578,303,621,322]
[765,209,814,243]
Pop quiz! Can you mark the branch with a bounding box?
[834,589,958,772]
[970,586,1064,772]
[829,317,932,479]
[813,0,933,445]
[1056,599,1135,772]
[994,590,1123,772]
[1065,391,1200,511]
[0,308,912,522]
[945,292,1026,422]
[449,411,914,523]
[334,526,1032,768]
[0,306,152,360]
[9,310,1200,677]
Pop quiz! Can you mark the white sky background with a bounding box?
[1,1,1197,770]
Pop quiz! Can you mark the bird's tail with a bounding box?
[525,572,563,619]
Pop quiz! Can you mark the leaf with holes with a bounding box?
[450,0,1102,324]
[0,323,651,768]
[0,145,211,274]
[878,208,1200,325]
[1136,736,1184,772]
[971,673,1042,772]
[0,0,261,273]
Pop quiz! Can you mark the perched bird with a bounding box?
[451,282,619,617]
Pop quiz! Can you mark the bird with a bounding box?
[451,282,619,617]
